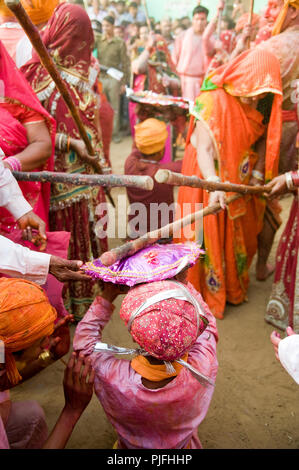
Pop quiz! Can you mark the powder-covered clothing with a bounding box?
[73,283,218,449]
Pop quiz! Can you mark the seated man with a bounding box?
[73,277,218,449]
[124,118,182,238]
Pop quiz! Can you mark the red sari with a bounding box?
[0,40,55,231]
[22,4,109,320]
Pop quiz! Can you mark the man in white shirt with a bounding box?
[0,160,90,284]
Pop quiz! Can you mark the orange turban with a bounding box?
[21,0,59,25]
[272,0,299,35]
[0,0,59,24]
[236,12,260,32]
[0,278,57,386]
[0,0,14,18]
[135,118,168,155]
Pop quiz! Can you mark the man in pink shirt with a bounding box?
[172,5,215,101]
[73,278,218,449]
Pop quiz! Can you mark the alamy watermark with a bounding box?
[93,196,204,244]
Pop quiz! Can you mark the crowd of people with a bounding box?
[0,0,298,451]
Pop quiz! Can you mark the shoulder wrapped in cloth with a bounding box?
[83,242,204,287]
[95,280,215,387]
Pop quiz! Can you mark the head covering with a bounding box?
[94,280,214,386]
[0,0,59,24]
[22,3,94,85]
[236,12,260,33]
[135,118,168,155]
[0,0,14,18]
[21,0,59,25]
[83,242,203,287]
[272,0,299,35]
[202,48,283,180]
[0,278,57,386]
[120,280,208,361]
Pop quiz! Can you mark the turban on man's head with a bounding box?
[119,280,208,362]
[236,12,260,33]
[0,278,57,385]
[272,0,299,35]
[134,118,168,155]
[0,0,59,24]
[22,0,59,25]
[0,0,14,18]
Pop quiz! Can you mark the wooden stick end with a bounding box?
[155,169,169,184]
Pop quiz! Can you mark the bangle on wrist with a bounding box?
[5,156,22,172]
[252,170,264,182]
[285,171,295,190]
[291,170,299,188]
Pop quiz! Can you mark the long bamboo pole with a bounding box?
[5,0,115,206]
[246,0,255,49]
[141,0,153,32]
[155,169,270,195]
[12,171,154,191]
[100,194,241,266]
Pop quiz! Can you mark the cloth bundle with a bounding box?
[83,242,203,287]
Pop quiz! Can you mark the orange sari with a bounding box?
[175,49,283,319]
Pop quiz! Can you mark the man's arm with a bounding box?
[43,353,95,449]
[0,159,32,220]
[0,235,50,284]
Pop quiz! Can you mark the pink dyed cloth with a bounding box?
[119,280,209,361]
[0,416,9,449]
[0,400,48,449]
[172,28,215,101]
[73,282,218,449]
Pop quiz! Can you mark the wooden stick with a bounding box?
[216,4,224,39]
[246,0,255,49]
[12,171,154,190]
[5,0,115,207]
[100,194,241,266]
[155,169,270,195]
[141,0,153,32]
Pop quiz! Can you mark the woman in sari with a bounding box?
[266,169,299,332]
[0,40,55,233]
[22,3,109,320]
[175,48,283,319]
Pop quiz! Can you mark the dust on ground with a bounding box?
[10,136,299,449]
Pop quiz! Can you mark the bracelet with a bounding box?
[67,136,71,153]
[252,170,264,182]
[291,171,299,188]
[285,171,295,190]
[57,133,68,152]
[5,156,22,172]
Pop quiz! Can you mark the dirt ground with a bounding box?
[10,136,299,449]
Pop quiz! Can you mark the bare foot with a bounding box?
[256,263,275,281]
